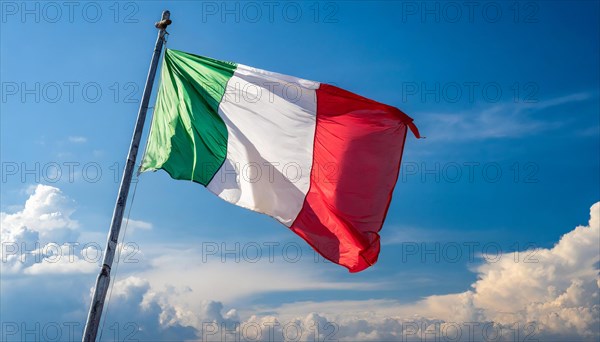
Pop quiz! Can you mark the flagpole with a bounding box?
[82,10,171,342]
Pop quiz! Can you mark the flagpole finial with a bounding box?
[155,10,172,29]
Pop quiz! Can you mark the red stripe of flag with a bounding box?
[290,84,418,272]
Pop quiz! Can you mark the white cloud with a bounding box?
[1,184,79,244]
[23,243,98,275]
[68,136,87,143]
[139,247,382,305]
[0,185,146,275]
[2,186,598,341]
[466,201,600,336]
[418,92,592,141]
[79,276,199,340]
[255,202,600,340]
[121,202,599,340]
[124,218,153,234]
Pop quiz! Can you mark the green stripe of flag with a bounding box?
[140,49,236,185]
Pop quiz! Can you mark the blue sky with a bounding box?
[1,1,599,341]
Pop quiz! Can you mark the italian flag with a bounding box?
[141,49,419,272]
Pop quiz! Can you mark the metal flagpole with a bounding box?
[82,10,172,342]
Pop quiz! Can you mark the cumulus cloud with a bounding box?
[0,185,137,275]
[92,276,342,342]
[2,186,598,341]
[1,184,79,243]
[19,243,98,275]
[467,201,600,337]
[257,202,600,341]
[119,202,599,341]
